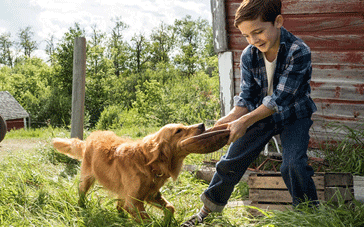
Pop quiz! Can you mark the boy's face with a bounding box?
[237,15,283,59]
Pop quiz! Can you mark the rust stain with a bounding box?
[310,81,325,90]
[334,86,341,98]
[315,114,360,122]
[313,98,364,105]
[354,84,364,95]
[344,52,364,64]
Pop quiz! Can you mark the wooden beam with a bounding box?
[71,37,86,140]
[211,0,228,53]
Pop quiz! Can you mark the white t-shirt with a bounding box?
[263,54,277,96]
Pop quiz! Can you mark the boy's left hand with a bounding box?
[227,118,249,144]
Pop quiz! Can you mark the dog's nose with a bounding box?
[198,123,205,131]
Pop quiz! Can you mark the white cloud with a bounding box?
[2,0,211,60]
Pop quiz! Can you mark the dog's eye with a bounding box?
[175,129,183,134]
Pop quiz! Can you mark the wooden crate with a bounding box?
[248,172,354,211]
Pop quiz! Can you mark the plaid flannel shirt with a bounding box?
[234,27,317,124]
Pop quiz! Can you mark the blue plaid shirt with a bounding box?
[234,27,317,124]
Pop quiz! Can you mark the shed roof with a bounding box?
[0,91,29,120]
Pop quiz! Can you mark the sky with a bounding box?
[0,0,212,60]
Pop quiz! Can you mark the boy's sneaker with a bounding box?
[180,214,204,227]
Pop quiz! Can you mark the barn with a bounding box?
[211,0,364,147]
[0,91,30,131]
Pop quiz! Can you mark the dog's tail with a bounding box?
[52,138,85,160]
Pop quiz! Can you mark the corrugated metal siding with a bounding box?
[224,0,364,147]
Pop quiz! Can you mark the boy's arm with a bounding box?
[214,106,249,126]
[227,104,274,144]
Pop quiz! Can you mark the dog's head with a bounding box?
[146,123,229,162]
[145,123,229,180]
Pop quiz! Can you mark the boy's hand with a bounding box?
[214,106,249,126]
[227,118,249,144]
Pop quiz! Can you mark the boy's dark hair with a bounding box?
[234,0,282,28]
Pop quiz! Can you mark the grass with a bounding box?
[0,126,363,226]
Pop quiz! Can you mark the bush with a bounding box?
[96,105,123,130]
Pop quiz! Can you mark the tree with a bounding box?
[52,23,85,95]
[45,34,56,65]
[0,33,14,67]
[173,15,210,78]
[149,22,174,66]
[108,17,129,77]
[48,23,85,126]
[129,33,151,74]
[18,27,37,58]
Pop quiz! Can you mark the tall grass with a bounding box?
[1,126,363,226]
[321,123,364,175]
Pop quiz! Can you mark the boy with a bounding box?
[181,0,318,226]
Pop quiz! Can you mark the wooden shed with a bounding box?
[0,91,30,131]
[211,0,364,147]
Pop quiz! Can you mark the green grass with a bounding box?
[1,126,363,226]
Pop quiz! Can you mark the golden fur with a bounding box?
[52,123,229,221]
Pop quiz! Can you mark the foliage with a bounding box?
[321,122,364,175]
[1,128,363,226]
[255,199,364,227]
[0,16,219,129]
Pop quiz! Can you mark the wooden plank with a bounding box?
[325,187,354,201]
[311,81,364,102]
[248,176,287,189]
[312,67,364,82]
[323,173,354,187]
[211,0,229,53]
[229,32,364,52]
[312,51,364,65]
[250,203,293,212]
[249,189,293,203]
[249,189,325,203]
[226,0,364,18]
[282,0,364,15]
[228,14,364,34]
[314,99,364,120]
[283,14,364,33]
[296,34,364,51]
[248,175,325,190]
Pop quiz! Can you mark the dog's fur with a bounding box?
[52,123,229,221]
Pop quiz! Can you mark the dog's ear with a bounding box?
[147,139,171,165]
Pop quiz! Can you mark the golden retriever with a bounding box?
[52,123,229,221]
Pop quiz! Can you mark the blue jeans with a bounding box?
[201,117,318,212]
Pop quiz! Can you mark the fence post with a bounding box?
[71,37,86,139]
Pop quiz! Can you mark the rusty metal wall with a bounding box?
[223,0,364,147]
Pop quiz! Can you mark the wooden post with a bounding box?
[71,37,86,139]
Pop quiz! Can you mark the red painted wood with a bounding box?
[6,119,25,131]
[227,0,364,16]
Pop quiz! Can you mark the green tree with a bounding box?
[149,22,174,67]
[107,17,129,77]
[18,27,37,58]
[129,34,151,74]
[48,23,85,126]
[0,33,13,67]
[45,34,56,65]
[173,15,210,78]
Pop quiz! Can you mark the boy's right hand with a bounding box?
[214,106,249,126]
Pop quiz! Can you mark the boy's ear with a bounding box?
[275,15,284,29]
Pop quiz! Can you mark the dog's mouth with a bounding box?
[180,124,230,154]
